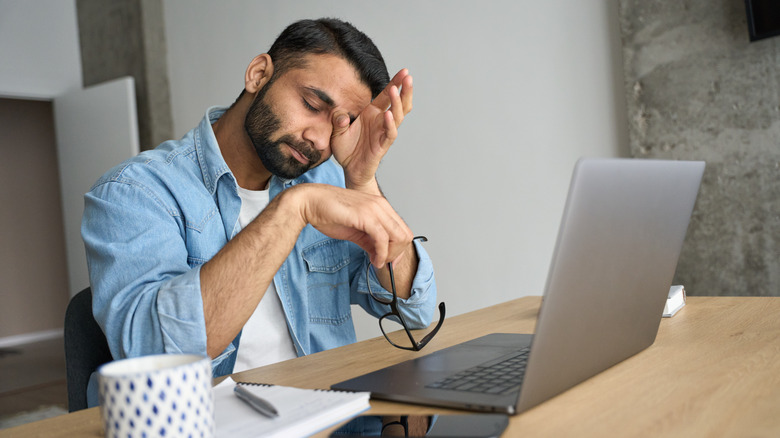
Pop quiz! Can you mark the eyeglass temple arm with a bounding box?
[414,302,446,349]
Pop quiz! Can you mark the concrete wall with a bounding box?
[619,1,779,296]
[163,0,629,340]
[76,0,172,149]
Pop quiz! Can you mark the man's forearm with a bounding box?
[200,188,305,358]
[199,182,415,358]
[374,242,419,299]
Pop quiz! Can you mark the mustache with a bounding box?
[277,134,321,164]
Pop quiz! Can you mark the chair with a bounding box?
[64,287,113,412]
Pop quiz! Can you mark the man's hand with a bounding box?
[201,182,413,357]
[330,69,414,193]
[290,183,413,268]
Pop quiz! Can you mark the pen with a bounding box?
[234,385,280,418]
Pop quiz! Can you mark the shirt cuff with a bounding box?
[366,238,437,327]
[156,267,208,356]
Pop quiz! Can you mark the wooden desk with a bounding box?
[4,296,780,437]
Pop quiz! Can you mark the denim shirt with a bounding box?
[82,106,438,379]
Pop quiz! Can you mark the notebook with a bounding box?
[214,377,370,437]
[332,158,705,414]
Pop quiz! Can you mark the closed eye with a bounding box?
[302,98,319,113]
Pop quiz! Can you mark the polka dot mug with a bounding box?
[98,354,213,438]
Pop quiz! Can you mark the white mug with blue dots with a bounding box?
[98,354,213,438]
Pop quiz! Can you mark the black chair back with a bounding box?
[64,287,113,411]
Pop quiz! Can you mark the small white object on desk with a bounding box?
[98,354,214,438]
[214,377,370,438]
[663,285,686,317]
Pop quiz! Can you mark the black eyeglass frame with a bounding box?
[366,236,446,351]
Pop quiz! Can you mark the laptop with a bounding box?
[332,157,705,414]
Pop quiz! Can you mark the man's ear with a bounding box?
[245,54,274,94]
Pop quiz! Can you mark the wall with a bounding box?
[163,0,629,339]
[0,0,82,342]
[0,99,70,339]
[0,0,82,99]
[619,1,779,296]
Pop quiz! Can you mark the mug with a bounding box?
[98,354,213,438]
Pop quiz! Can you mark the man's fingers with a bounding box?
[299,184,413,268]
[391,68,409,86]
[388,85,404,127]
[381,76,412,132]
[369,223,390,268]
[380,205,414,268]
[372,69,410,111]
[380,110,398,149]
[400,74,413,115]
[364,195,413,267]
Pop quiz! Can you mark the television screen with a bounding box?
[746,0,780,41]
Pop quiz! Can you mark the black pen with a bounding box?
[234,385,280,418]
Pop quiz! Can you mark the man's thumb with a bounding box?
[331,113,350,137]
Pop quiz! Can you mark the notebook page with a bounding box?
[214,377,370,437]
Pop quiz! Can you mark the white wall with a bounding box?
[163,0,629,340]
[0,0,82,99]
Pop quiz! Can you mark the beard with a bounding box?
[244,84,322,180]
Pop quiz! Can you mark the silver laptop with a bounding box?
[332,158,705,414]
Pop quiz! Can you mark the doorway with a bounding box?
[0,97,70,342]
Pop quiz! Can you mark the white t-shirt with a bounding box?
[231,185,297,373]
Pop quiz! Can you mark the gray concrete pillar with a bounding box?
[76,0,172,150]
[618,1,780,296]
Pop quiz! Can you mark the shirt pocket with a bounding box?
[301,239,352,325]
[184,206,226,268]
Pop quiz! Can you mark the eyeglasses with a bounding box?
[366,236,446,351]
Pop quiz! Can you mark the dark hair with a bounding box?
[267,18,389,98]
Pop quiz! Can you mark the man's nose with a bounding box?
[302,121,332,151]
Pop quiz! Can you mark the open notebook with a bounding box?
[214,377,370,437]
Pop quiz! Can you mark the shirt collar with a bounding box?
[195,105,301,194]
[194,106,232,194]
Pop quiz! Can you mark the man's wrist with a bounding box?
[275,184,310,232]
[345,175,382,196]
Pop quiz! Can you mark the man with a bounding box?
[81,18,437,405]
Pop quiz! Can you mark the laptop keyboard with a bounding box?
[425,347,530,395]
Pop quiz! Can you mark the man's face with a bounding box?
[245,54,372,179]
